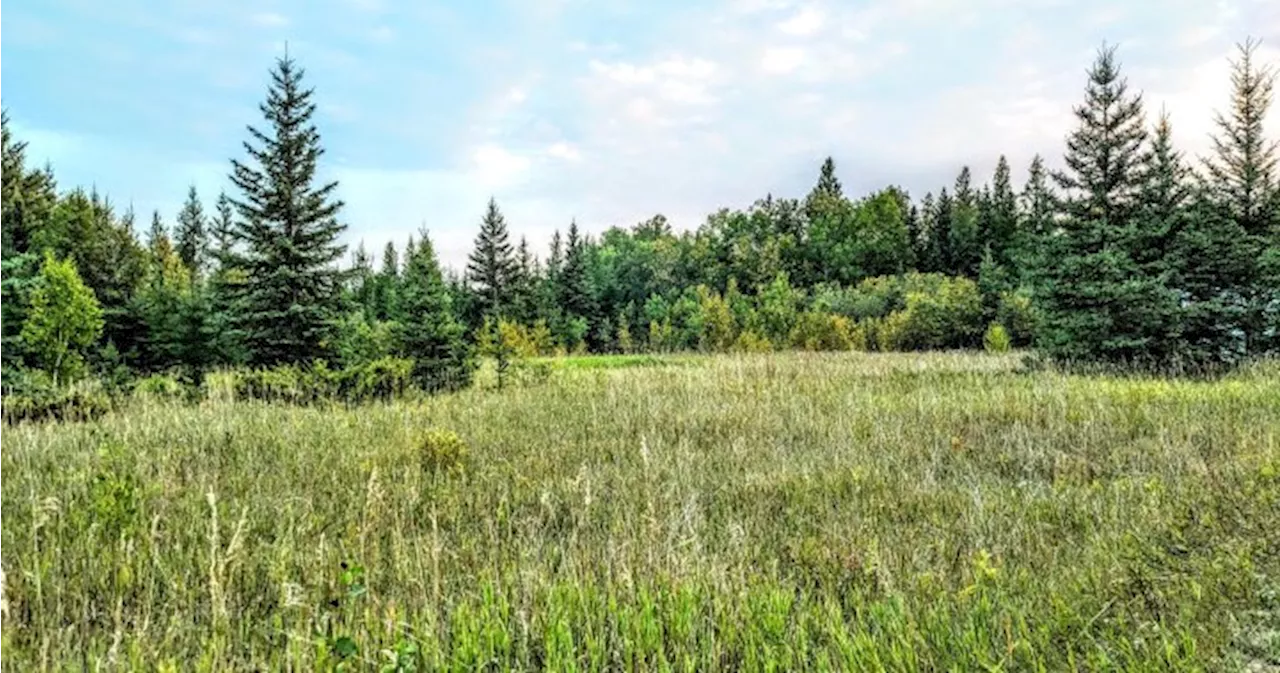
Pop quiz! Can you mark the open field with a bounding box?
[2,352,1279,670]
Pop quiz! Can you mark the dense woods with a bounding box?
[2,41,1277,402]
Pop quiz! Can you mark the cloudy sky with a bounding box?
[3,0,1278,270]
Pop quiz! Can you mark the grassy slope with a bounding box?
[2,352,1278,670]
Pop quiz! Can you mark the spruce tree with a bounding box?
[1,110,25,252]
[1017,154,1055,277]
[228,54,348,366]
[948,166,982,277]
[558,220,596,347]
[1201,37,1278,238]
[511,235,536,324]
[986,155,1019,269]
[1195,38,1280,358]
[466,197,517,319]
[375,241,400,321]
[174,185,208,278]
[395,229,474,391]
[148,210,171,259]
[813,156,843,200]
[207,191,247,366]
[1034,44,1182,367]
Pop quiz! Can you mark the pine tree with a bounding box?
[948,166,982,277]
[394,229,474,392]
[174,185,208,278]
[148,210,171,259]
[206,191,247,367]
[349,242,376,317]
[1201,37,1279,238]
[511,235,536,324]
[1,110,25,253]
[375,241,400,321]
[1034,44,1181,367]
[986,155,1019,269]
[466,197,517,319]
[1194,38,1280,358]
[1017,154,1055,277]
[813,156,843,200]
[228,54,348,366]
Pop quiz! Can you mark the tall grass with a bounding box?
[2,352,1278,670]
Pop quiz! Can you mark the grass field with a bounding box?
[2,352,1279,671]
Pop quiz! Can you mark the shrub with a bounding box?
[789,312,859,351]
[1,372,113,425]
[418,429,469,478]
[996,289,1037,346]
[133,373,186,401]
[875,277,984,351]
[984,323,1012,353]
[732,330,773,353]
[228,358,416,406]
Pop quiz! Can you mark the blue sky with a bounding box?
[3,0,1278,270]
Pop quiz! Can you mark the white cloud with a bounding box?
[472,144,531,186]
[778,7,824,36]
[760,47,805,74]
[547,142,582,161]
[250,12,290,27]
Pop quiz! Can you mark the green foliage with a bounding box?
[228,357,413,405]
[228,55,348,366]
[20,251,105,384]
[418,428,470,478]
[1,370,113,425]
[1033,45,1186,369]
[465,198,517,319]
[877,276,984,351]
[394,231,474,392]
[132,373,187,401]
[983,323,1012,353]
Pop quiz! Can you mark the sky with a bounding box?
[3,0,1279,271]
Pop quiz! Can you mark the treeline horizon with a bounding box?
[2,37,1277,397]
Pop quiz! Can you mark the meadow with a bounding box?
[2,351,1279,671]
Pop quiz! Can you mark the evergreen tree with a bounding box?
[813,156,843,200]
[466,197,517,319]
[228,54,348,366]
[986,155,1019,269]
[1017,154,1055,276]
[349,242,376,317]
[375,241,400,321]
[1201,37,1279,238]
[394,229,474,391]
[511,235,536,324]
[948,166,982,277]
[1,110,26,252]
[1193,38,1280,358]
[148,210,171,259]
[1034,44,1181,367]
[174,184,208,278]
[207,191,247,366]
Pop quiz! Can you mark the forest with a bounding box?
[2,39,1278,410]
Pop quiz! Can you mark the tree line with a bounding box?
[2,39,1277,396]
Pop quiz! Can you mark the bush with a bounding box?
[418,428,469,478]
[984,323,1012,353]
[133,373,186,401]
[732,330,773,353]
[789,312,861,351]
[227,358,416,406]
[996,289,1037,346]
[875,277,984,351]
[1,371,113,425]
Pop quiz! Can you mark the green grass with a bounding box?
[3,351,1279,671]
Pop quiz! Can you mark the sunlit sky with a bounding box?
[4,0,1278,269]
